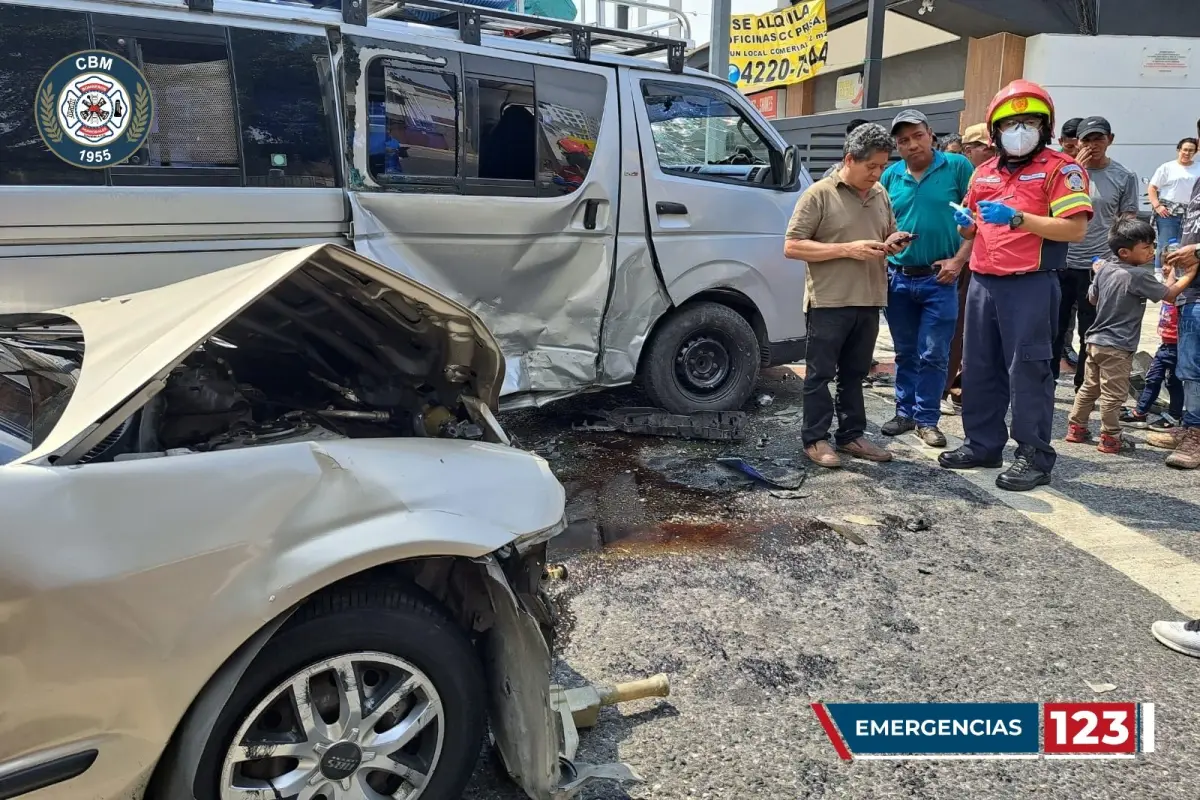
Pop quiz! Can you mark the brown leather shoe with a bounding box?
[804,440,842,468]
[837,437,893,462]
[1166,428,1200,469]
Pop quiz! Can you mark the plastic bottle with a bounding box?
[1163,238,1180,282]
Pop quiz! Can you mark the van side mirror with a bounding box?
[782,145,801,188]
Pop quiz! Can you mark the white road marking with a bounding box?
[854,754,1040,760]
[862,394,1200,619]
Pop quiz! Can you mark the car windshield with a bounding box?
[0,316,83,466]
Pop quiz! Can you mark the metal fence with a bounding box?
[771,100,967,177]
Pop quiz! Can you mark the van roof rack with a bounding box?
[370,0,686,72]
[184,0,687,73]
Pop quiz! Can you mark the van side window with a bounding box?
[465,77,537,186]
[535,67,605,196]
[366,59,458,183]
[95,17,242,185]
[230,29,338,188]
[0,6,104,186]
[641,81,775,187]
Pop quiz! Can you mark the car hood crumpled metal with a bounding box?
[6,243,504,467]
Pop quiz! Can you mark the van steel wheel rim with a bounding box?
[676,332,733,395]
[219,652,445,800]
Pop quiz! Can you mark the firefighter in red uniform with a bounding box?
[938,80,1094,491]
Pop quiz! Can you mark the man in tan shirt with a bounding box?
[784,123,910,468]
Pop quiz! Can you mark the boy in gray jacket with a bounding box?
[1066,218,1196,453]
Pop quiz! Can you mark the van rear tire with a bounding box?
[641,302,760,414]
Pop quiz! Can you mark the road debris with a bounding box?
[818,516,868,546]
[716,456,807,490]
[1085,680,1117,694]
[572,407,746,441]
[768,488,810,500]
[842,515,882,527]
[560,674,671,728]
[757,394,775,408]
[905,517,931,532]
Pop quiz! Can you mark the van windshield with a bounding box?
[0,318,82,466]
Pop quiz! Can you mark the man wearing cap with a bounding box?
[1059,117,1083,158]
[961,124,995,168]
[939,80,1093,491]
[1054,116,1086,366]
[1054,116,1140,388]
[879,109,975,447]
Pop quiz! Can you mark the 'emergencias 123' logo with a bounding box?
[35,50,154,169]
[813,702,1155,760]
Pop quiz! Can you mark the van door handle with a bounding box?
[583,199,600,230]
[656,201,688,215]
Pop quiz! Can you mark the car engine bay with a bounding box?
[1,256,506,465]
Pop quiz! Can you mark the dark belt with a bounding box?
[891,264,940,278]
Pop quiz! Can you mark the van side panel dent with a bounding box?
[598,240,671,383]
[597,66,672,386]
[342,37,622,398]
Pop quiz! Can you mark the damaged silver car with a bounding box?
[0,244,643,800]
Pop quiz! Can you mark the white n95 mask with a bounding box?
[999,125,1040,158]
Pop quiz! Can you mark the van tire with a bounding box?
[641,301,760,414]
[191,584,485,800]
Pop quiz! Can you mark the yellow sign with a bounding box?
[728,1,829,93]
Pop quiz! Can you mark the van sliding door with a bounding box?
[341,32,619,401]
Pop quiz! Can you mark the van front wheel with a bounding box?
[642,302,760,414]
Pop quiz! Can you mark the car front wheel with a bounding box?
[641,301,761,414]
[199,586,485,800]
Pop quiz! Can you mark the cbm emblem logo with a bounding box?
[35,50,153,169]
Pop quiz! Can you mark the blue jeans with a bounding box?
[1177,302,1200,428]
[1135,343,1183,419]
[886,270,959,426]
[1155,215,1183,274]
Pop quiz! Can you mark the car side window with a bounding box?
[359,50,606,197]
[463,56,537,195]
[641,80,777,187]
[0,5,105,186]
[535,66,605,196]
[229,28,339,188]
[366,57,459,185]
[94,16,242,186]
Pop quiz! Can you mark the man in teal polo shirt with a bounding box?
[879,109,975,447]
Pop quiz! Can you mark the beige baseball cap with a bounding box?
[962,123,990,146]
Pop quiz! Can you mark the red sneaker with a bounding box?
[1065,423,1091,443]
[1098,432,1130,454]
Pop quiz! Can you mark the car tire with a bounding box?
[192,583,485,800]
[641,301,760,414]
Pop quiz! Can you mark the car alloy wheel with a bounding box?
[219,652,445,799]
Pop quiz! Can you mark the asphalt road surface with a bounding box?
[464,332,1199,799]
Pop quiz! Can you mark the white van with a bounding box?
[0,0,811,413]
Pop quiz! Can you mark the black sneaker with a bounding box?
[938,446,1002,470]
[881,415,917,436]
[1119,408,1150,429]
[1149,417,1178,431]
[995,446,1051,492]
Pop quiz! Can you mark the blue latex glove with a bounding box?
[953,207,975,228]
[978,200,1018,226]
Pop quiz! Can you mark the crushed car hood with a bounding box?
[3,244,503,466]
